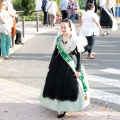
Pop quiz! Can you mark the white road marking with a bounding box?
[90,88,120,105]
[101,68,120,75]
[87,75,120,87]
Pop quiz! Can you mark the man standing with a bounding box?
[41,0,49,26]
[59,0,69,20]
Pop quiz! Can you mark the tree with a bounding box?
[21,0,36,15]
[13,0,24,11]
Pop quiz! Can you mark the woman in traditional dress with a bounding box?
[99,0,118,36]
[40,18,90,118]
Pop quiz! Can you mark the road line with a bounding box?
[90,88,120,105]
[87,75,120,87]
[101,68,120,75]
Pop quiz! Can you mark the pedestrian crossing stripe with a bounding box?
[87,75,120,87]
[100,68,120,75]
[90,88,120,105]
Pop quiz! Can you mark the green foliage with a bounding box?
[21,0,36,15]
[13,0,24,11]
[19,13,43,21]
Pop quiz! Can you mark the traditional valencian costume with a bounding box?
[39,20,90,113]
[99,0,118,35]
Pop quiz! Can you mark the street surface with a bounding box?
[0,22,120,119]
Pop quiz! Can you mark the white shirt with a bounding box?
[46,1,58,16]
[80,10,99,36]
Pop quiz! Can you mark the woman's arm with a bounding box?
[76,48,81,72]
[92,18,103,32]
[74,47,81,78]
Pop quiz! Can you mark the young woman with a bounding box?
[0,1,12,59]
[99,0,118,36]
[40,18,90,118]
[80,3,102,59]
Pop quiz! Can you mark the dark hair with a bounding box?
[85,3,94,11]
[61,18,72,29]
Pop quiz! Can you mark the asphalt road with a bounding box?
[0,24,120,112]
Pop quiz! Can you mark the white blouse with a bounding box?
[80,10,99,36]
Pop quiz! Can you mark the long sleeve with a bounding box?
[49,46,58,69]
[76,47,81,72]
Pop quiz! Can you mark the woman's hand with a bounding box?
[74,71,81,79]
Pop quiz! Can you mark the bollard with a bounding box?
[36,13,39,32]
[22,16,25,38]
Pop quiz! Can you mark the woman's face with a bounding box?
[60,22,71,35]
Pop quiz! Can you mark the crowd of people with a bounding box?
[41,0,118,59]
[40,0,118,119]
[0,0,23,59]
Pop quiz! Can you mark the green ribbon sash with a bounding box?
[56,36,87,93]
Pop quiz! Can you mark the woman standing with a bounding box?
[80,3,102,59]
[0,1,12,59]
[99,0,118,36]
[46,0,58,27]
[67,0,79,23]
[40,18,90,118]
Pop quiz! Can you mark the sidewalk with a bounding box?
[0,77,120,120]
[0,21,120,120]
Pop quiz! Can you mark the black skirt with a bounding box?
[43,53,79,102]
[100,8,113,28]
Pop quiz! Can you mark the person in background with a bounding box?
[40,18,90,118]
[0,1,12,59]
[80,3,102,59]
[98,0,118,36]
[15,17,24,45]
[87,0,97,13]
[59,0,69,20]
[67,0,79,23]
[46,0,58,27]
[6,0,18,47]
[41,0,49,26]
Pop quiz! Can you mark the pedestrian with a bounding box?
[59,0,69,20]
[6,0,18,47]
[40,18,90,118]
[67,0,79,23]
[79,3,102,59]
[46,0,58,27]
[87,0,97,13]
[41,0,49,26]
[0,1,12,59]
[15,17,24,45]
[98,0,118,36]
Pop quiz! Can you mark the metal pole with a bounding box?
[22,16,25,38]
[36,13,39,32]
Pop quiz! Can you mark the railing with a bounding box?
[16,10,42,38]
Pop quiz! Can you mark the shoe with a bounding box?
[21,43,24,45]
[87,56,95,59]
[87,53,95,59]
[3,56,10,59]
[57,112,66,118]
[103,33,107,36]
[8,55,12,58]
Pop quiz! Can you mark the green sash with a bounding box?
[56,36,87,93]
